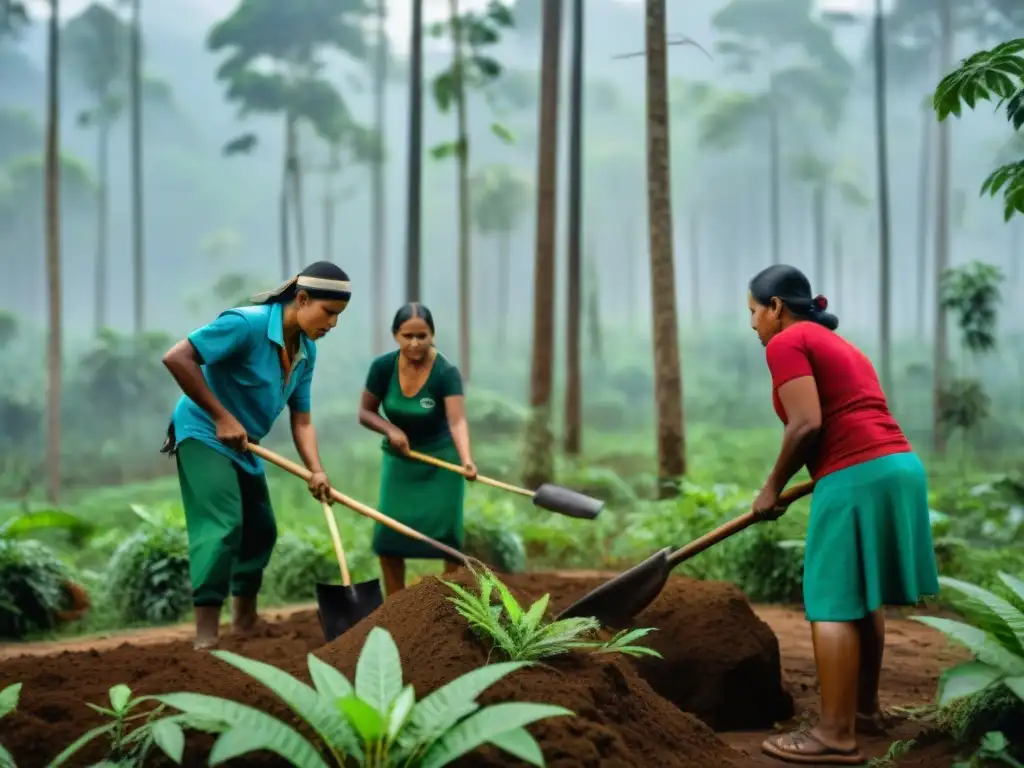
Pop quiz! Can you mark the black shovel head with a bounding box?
[533,483,604,520]
[555,547,673,627]
[316,579,384,643]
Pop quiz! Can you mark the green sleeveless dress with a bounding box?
[365,350,465,560]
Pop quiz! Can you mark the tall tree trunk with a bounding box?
[624,213,636,328]
[812,184,825,291]
[646,0,685,496]
[129,0,144,333]
[873,0,893,401]
[449,0,472,383]
[290,132,306,267]
[497,231,510,351]
[94,117,108,335]
[405,0,424,301]
[916,96,933,339]
[768,79,781,265]
[563,0,584,456]
[932,0,953,454]
[323,189,334,263]
[279,118,292,278]
[522,0,562,489]
[45,0,62,504]
[832,223,843,311]
[371,0,388,354]
[688,211,700,325]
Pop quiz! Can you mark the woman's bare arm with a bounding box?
[162,340,231,422]
[765,376,822,493]
[444,395,473,466]
[358,390,394,437]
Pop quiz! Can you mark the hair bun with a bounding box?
[813,295,828,311]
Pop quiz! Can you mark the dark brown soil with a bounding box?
[0,571,971,767]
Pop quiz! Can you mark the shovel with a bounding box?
[315,501,384,642]
[247,444,481,567]
[556,480,815,626]
[406,449,604,520]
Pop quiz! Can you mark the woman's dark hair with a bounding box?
[749,264,839,331]
[269,261,351,304]
[391,302,435,335]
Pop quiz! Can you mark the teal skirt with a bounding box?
[803,451,940,622]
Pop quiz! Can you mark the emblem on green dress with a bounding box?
[419,397,435,409]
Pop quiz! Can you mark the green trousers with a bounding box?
[175,438,278,606]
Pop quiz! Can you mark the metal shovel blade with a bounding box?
[315,579,384,643]
[555,547,673,626]
[532,483,604,519]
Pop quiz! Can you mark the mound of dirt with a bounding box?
[497,572,794,730]
[316,573,742,768]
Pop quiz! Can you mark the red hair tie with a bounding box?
[813,295,828,311]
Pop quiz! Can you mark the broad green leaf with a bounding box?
[938,576,1024,655]
[149,719,186,764]
[108,684,132,713]
[911,617,1024,676]
[411,661,529,736]
[338,695,385,743]
[154,693,329,768]
[0,743,15,768]
[387,685,416,743]
[1003,675,1024,701]
[421,702,573,768]
[487,727,544,766]
[355,627,404,713]
[307,653,354,701]
[999,572,1024,609]
[980,731,1009,752]
[0,509,93,539]
[936,660,1002,705]
[210,650,360,755]
[0,683,21,719]
[48,723,117,767]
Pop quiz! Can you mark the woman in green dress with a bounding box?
[358,302,476,595]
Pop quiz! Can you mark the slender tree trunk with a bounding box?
[933,0,953,454]
[94,116,108,335]
[290,132,306,268]
[832,223,843,311]
[873,0,893,401]
[279,118,292,278]
[812,184,825,291]
[405,0,424,301]
[689,211,700,325]
[45,0,62,504]
[625,213,636,328]
[371,0,388,354]
[916,96,933,339]
[497,231,510,351]
[323,191,334,263]
[523,0,563,489]
[449,0,472,383]
[129,0,144,333]
[563,0,584,456]
[646,0,685,495]
[768,79,781,265]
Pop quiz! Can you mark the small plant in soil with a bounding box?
[443,567,662,662]
[43,684,195,768]
[1,682,21,767]
[153,626,573,767]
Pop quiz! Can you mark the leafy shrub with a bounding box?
[104,505,191,625]
[463,519,526,574]
[264,528,374,604]
[0,538,71,639]
[444,568,661,662]
[466,390,527,439]
[155,626,573,766]
[554,465,637,507]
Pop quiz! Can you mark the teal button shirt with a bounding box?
[171,303,317,474]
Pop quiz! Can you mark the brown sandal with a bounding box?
[762,730,865,765]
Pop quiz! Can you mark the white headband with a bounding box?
[251,274,352,304]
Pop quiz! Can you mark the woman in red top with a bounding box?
[748,265,939,765]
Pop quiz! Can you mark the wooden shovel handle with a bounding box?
[667,480,815,568]
[322,501,351,586]
[405,449,534,498]
[248,444,471,566]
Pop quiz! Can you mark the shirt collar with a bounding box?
[266,303,312,362]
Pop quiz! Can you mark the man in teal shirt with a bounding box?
[161,261,351,649]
